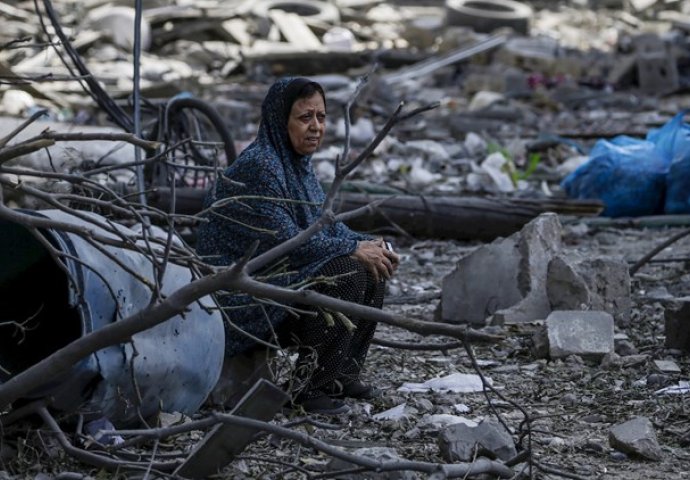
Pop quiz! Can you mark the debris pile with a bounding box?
[2,0,690,222]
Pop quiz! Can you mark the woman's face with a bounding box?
[287,92,326,156]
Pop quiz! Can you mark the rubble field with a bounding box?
[2,0,690,478]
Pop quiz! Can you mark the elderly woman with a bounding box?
[196,77,399,415]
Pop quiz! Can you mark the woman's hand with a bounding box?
[351,239,400,283]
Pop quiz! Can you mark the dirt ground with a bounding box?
[225,220,690,479]
[2,208,689,480]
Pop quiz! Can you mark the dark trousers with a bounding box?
[278,256,384,398]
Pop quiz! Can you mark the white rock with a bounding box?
[398,372,492,393]
[468,91,504,111]
[480,152,516,193]
[322,26,356,51]
[420,414,478,429]
[464,132,487,157]
[373,403,409,421]
[1,90,35,116]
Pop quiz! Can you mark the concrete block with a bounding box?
[437,213,562,326]
[541,310,614,360]
[547,255,631,325]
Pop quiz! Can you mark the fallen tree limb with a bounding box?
[108,412,515,478]
[151,188,604,241]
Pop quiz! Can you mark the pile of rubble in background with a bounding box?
[2,0,690,223]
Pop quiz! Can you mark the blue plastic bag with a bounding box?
[666,157,690,214]
[657,112,690,214]
[561,112,690,217]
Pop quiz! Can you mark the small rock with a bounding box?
[547,437,566,450]
[646,373,671,388]
[583,439,606,454]
[600,352,622,369]
[615,339,638,356]
[609,417,663,461]
[653,359,681,373]
[560,393,578,406]
[581,414,608,424]
[413,397,435,413]
[610,450,629,461]
[438,417,516,462]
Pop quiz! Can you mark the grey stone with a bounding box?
[547,254,631,324]
[615,339,638,356]
[540,311,614,360]
[438,417,517,462]
[646,373,672,388]
[327,447,418,480]
[437,213,562,326]
[664,300,690,351]
[609,417,663,461]
[654,359,681,373]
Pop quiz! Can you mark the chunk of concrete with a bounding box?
[437,213,562,326]
[438,417,517,462]
[609,417,663,461]
[536,311,614,360]
[664,299,690,351]
[547,255,631,325]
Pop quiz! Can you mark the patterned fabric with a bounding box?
[196,77,370,357]
[278,255,383,400]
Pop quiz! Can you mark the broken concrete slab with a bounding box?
[534,310,614,360]
[609,417,663,461]
[547,254,631,325]
[437,213,562,326]
[438,417,516,462]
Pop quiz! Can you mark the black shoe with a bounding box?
[327,380,382,400]
[293,391,351,415]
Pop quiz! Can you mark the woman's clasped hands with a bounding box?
[350,239,400,282]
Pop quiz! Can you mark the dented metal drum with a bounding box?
[0,209,224,425]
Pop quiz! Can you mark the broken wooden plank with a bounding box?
[221,18,253,46]
[382,34,507,85]
[269,10,323,51]
[174,379,289,479]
